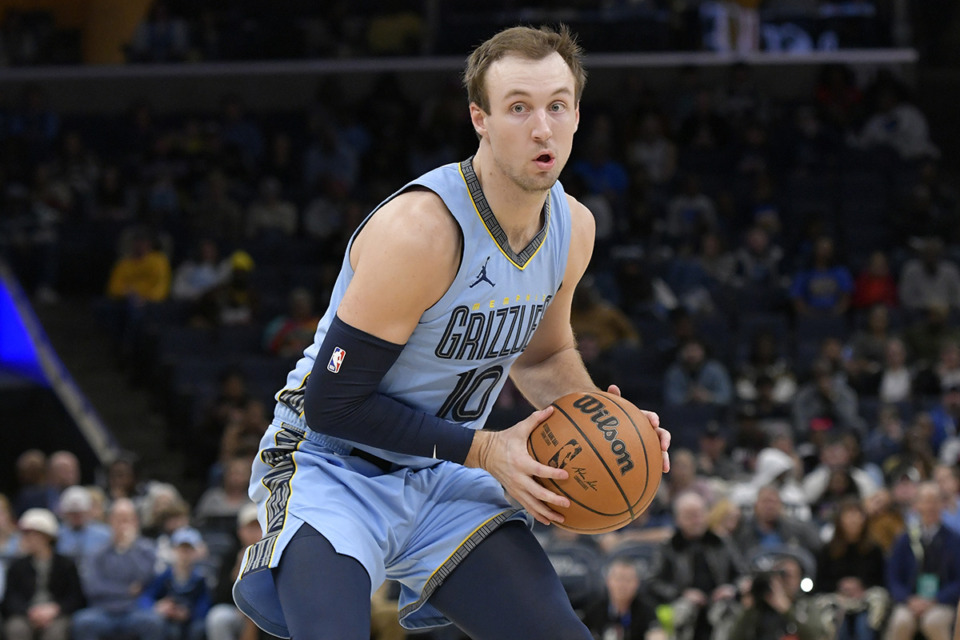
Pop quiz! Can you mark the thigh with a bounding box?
[273,524,373,640]
[40,616,72,640]
[428,522,591,640]
[4,616,32,640]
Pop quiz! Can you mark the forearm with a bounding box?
[510,345,597,409]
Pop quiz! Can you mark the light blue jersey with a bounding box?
[273,156,572,466]
[235,157,573,635]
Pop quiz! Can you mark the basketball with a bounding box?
[527,390,662,534]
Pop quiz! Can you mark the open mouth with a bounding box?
[534,152,555,168]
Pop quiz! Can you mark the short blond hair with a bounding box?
[463,24,587,114]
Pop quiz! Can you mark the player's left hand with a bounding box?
[606,384,670,473]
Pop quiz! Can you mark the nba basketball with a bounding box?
[527,390,662,534]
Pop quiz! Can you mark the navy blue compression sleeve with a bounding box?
[302,315,477,463]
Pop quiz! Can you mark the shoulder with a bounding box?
[563,193,596,269]
[356,189,462,266]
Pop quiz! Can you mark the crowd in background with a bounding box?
[0,13,959,638]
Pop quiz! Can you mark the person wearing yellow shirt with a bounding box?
[106,231,171,303]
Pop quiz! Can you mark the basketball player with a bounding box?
[233,25,671,640]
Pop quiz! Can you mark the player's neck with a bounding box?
[471,151,548,254]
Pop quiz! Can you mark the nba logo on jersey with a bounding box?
[327,347,346,373]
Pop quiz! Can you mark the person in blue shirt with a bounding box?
[55,487,110,566]
[664,338,734,406]
[790,235,854,316]
[138,527,211,640]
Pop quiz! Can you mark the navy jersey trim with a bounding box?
[459,157,550,270]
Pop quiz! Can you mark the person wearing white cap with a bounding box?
[1,508,84,640]
[55,487,110,566]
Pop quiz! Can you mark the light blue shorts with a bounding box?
[233,420,529,637]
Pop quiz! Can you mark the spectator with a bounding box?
[137,528,211,640]
[874,338,914,404]
[665,174,719,252]
[128,1,190,63]
[217,399,267,478]
[2,509,84,640]
[856,85,938,160]
[735,330,797,406]
[0,494,22,567]
[885,483,960,640]
[729,225,785,290]
[933,464,960,534]
[852,251,898,310]
[789,236,853,317]
[570,280,640,354]
[627,112,677,187]
[696,422,739,481]
[195,367,251,478]
[664,338,733,406]
[648,492,744,640]
[815,498,888,640]
[263,287,321,358]
[728,555,825,640]
[582,558,664,640]
[814,64,863,133]
[733,486,821,556]
[190,170,244,246]
[898,238,960,312]
[104,453,146,504]
[206,504,263,640]
[45,452,80,504]
[571,131,630,206]
[791,359,865,441]
[845,305,896,395]
[914,341,960,397]
[245,177,297,240]
[802,434,877,526]
[171,239,228,303]
[730,446,809,522]
[13,451,57,516]
[72,499,158,640]
[55,487,111,565]
[202,251,259,327]
[903,303,960,367]
[105,228,171,304]
[194,457,254,530]
[864,405,906,470]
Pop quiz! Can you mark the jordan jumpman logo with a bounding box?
[469,256,495,288]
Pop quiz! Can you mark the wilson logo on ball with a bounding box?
[572,395,635,475]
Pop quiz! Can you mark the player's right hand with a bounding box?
[467,406,571,526]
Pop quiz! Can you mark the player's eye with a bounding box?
[550,102,566,112]
[510,103,526,114]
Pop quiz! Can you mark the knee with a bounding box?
[884,605,917,639]
[71,609,103,633]
[919,605,954,637]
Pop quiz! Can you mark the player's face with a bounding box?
[472,53,579,193]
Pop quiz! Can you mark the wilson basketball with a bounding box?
[527,390,662,534]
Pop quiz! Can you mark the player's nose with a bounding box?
[531,109,552,141]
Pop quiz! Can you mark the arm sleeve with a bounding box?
[303,315,476,464]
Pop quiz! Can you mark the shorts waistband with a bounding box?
[273,418,396,473]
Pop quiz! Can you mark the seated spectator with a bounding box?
[216,400,267,481]
[789,235,853,317]
[128,1,190,63]
[845,305,896,395]
[898,237,960,312]
[263,287,321,358]
[104,452,147,504]
[874,338,915,404]
[206,504,263,640]
[792,359,865,442]
[626,112,677,187]
[708,498,743,539]
[660,449,714,506]
[664,338,733,406]
[143,497,191,572]
[2,509,84,640]
[648,492,745,640]
[904,303,960,367]
[245,177,297,240]
[583,557,664,640]
[0,494,22,568]
[13,450,57,516]
[570,278,640,354]
[733,485,821,556]
[802,433,877,527]
[933,464,960,535]
[665,174,719,252]
[55,487,111,565]
[884,414,940,477]
[72,499,159,640]
[914,341,960,397]
[45,452,80,506]
[137,528,211,640]
[729,225,785,290]
[851,251,898,310]
[885,483,960,640]
[731,445,809,521]
[736,330,797,405]
[855,84,938,161]
[171,238,228,303]
[194,457,254,530]
[696,422,739,481]
[190,170,243,246]
[105,227,171,304]
[816,499,889,640]
[864,405,906,470]
[865,486,907,555]
[728,555,825,640]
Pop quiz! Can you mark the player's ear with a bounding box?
[469,103,487,137]
[574,102,580,132]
